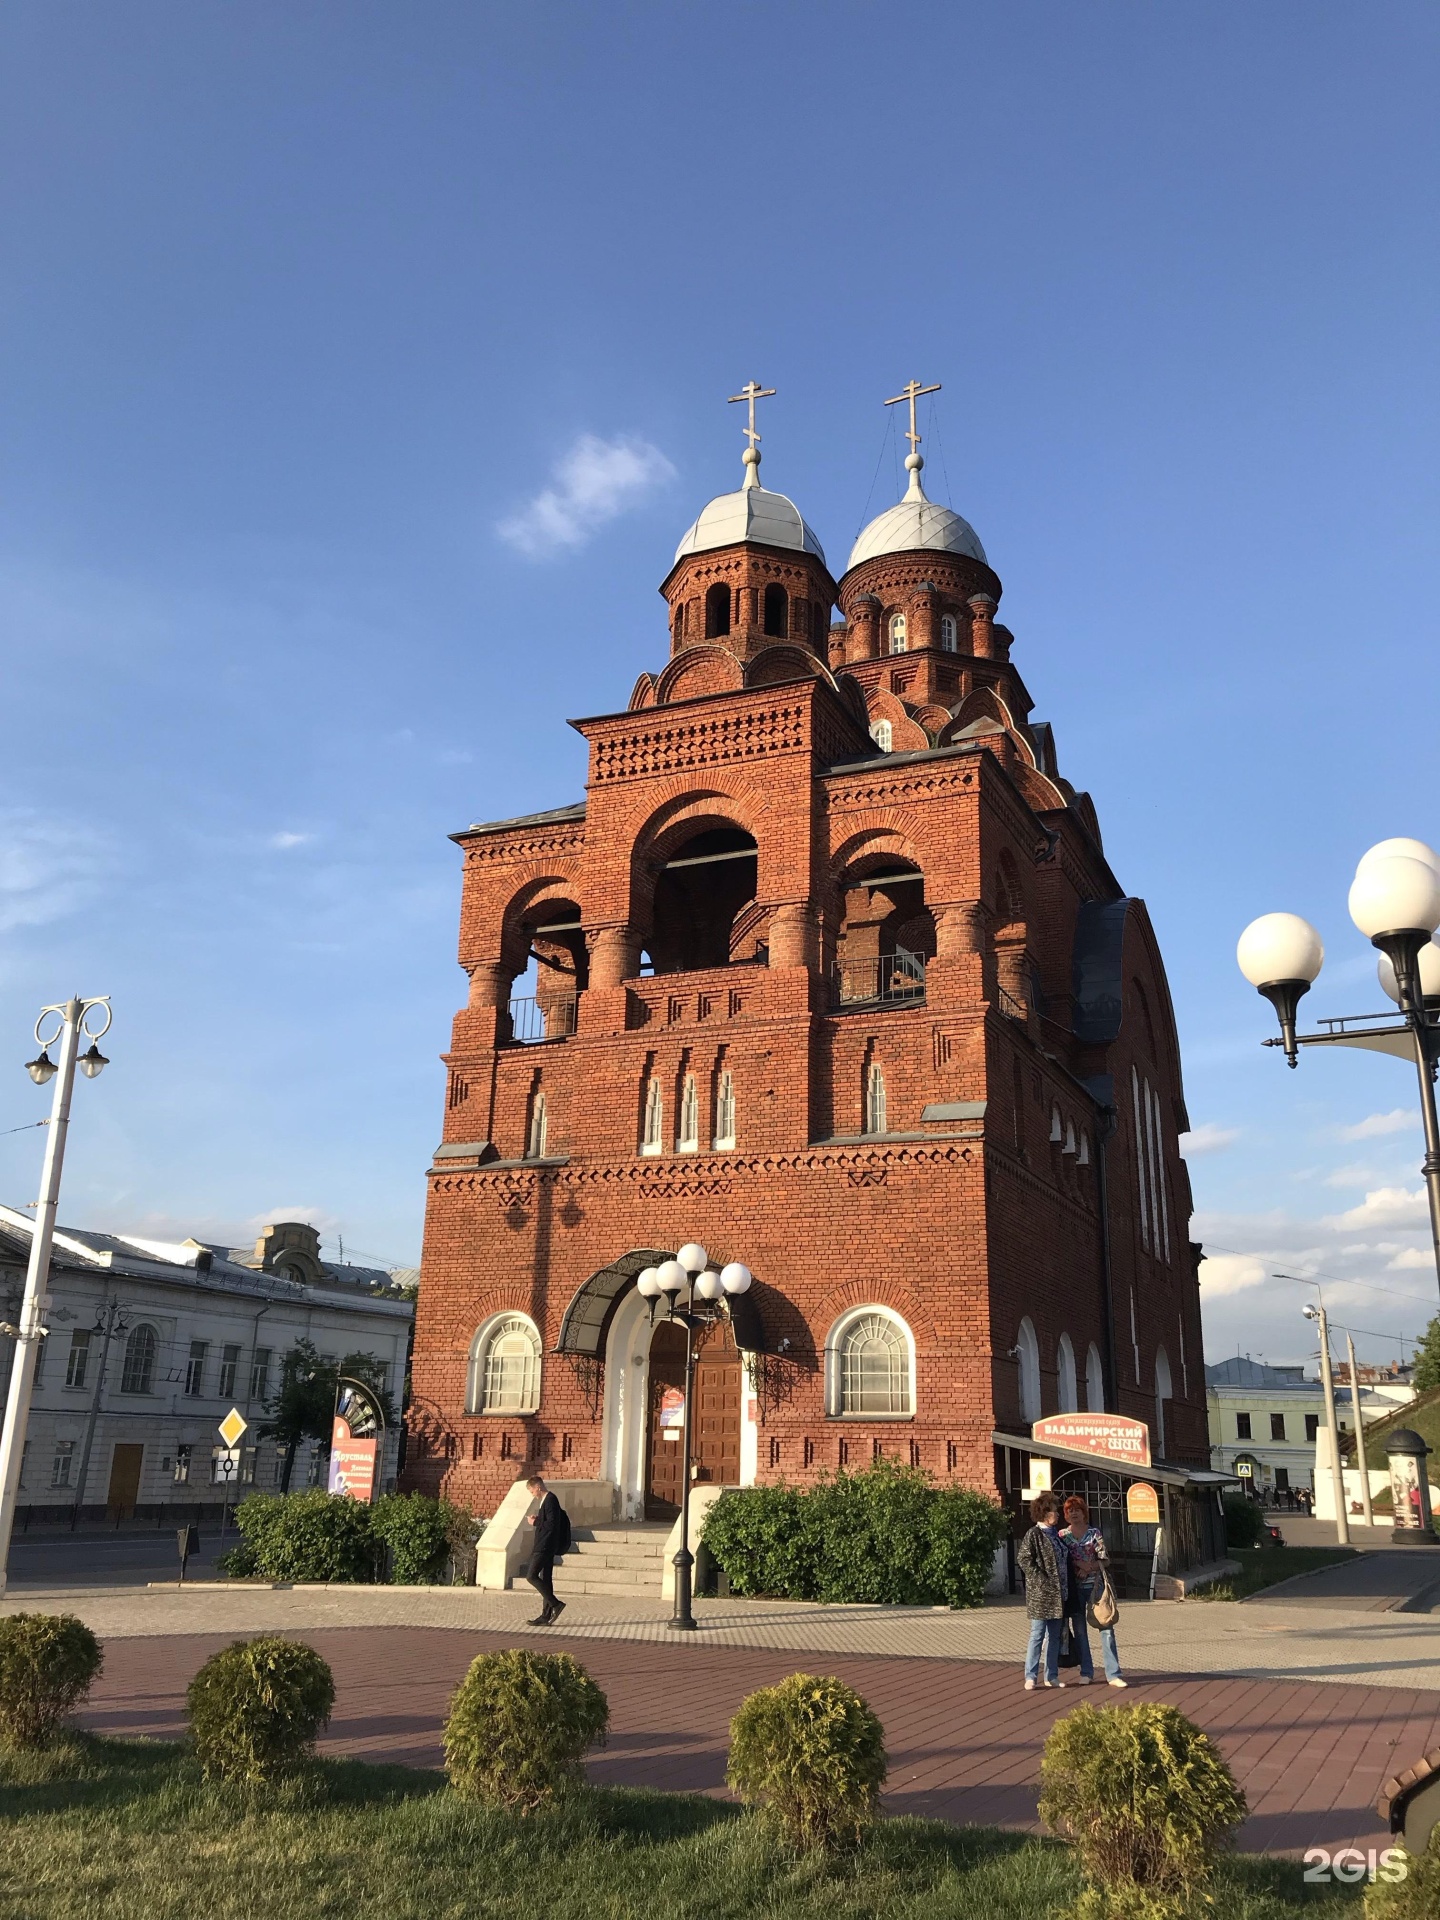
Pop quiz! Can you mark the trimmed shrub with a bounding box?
[371,1492,469,1585]
[1365,1825,1440,1918]
[187,1636,335,1783]
[703,1460,1007,1608]
[232,1491,379,1583]
[1222,1496,1266,1550]
[0,1612,102,1748]
[727,1671,887,1854]
[443,1648,608,1812]
[1039,1703,1247,1898]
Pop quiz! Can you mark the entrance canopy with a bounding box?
[555,1249,670,1357]
[992,1431,1239,1491]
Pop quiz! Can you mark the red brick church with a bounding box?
[405,383,1207,1525]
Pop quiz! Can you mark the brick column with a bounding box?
[928,900,988,1008]
[968,594,997,659]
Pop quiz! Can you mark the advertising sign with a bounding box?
[327,1379,385,1503]
[1030,1413,1151,1469]
[658,1387,685,1440]
[1126,1482,1160,1526]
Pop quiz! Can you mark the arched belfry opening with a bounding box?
[705,583,732,638]
[762,582,788,638]
[833,860,935,1008]
[647,826,759,975]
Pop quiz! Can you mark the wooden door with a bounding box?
[693,1321,742,1488]
[106,1443,144,1518]
[644,1321,686,1519]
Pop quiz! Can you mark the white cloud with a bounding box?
[1179,1122,1240,1156]
[497,433,676,557]
[268,831,313,850]
[1321,1187,1427,1231]
[247,1204,341,1235]
[0,808,112,933]
[1339,1109,1415,1142]
[1324,1163,1386,1189]
[1387,1247,1436,1271]
[1198,1252,1266,1297]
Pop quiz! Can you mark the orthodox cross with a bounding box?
[728,380,776,452]
[885,378,941,456]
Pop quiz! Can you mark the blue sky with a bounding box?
[0,5,1436,1365]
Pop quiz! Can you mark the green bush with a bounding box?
[0,1612,103,1748]
[232,1491,379,1583]
[442,1648,608,1812]
[371,1492,471,1585]
[187,1636,335,1783]
[1222,1496,1265,1550]
[1366,1825,1440,1918]
[703,1460,1008,1608]
[727,1671,887,1854]
[1039,1703,1247,1898]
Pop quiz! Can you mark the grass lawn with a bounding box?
[0,1734,1361,1920]
[1194,1547,1357,1602]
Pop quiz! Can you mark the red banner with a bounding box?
[328,1414,379,1502]
[1030,1412,1151,1468]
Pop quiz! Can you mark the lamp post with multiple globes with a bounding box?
[1237,839,1440,1304]
[633,1243,752,1632]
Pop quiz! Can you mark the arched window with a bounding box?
[1057,1333,1078,1413]
[1078,1129,1091,1167]
[869,719,892,753]
[705,583,731,638]
[864,1062,887,1136]
[827,1307,914,1416]
[468,1314,542,1415]
[1085,1342,1106,1411]
[713,1070,735,1150]
[1016,1317,1041,1424]
[525,1088,547,1161]
[762,583,788,638]
[1050,1104,1064,1144]
[120,1324,157,1396]
[640,1078,663,1155]
[673,599,686,642]
[888,612,907,653]
[940,613,958,651]
[677,1073,699,1152]
[1131,1068,1150,1253]
[1155,1347,1173,1458]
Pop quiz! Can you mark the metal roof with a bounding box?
[674,484,826,564]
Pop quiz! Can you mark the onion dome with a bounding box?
[674,460,825,565]
[846,453,986,571]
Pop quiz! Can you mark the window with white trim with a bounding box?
[468,1314,542,1415]
[869,719,892,753]
[1085,1342,1105,1411]
[828,1308,914,1416]
[940,613,957,651]
[51,1441,75,1488]
[65,1330,91,1390]
[713,1071,735,1150]
[1016,1317,1041,1423]
[1131,1068,1150,1253]
[640,1079,663,1156]
[888,612,907,653]
[120,1324,157,1396]
[1057,1332,1078,1413]
[525,1088,548,1161]
[864,1062,887,1136]
[677,1074,699,1152]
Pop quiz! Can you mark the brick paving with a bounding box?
[79,1626,1440,1856]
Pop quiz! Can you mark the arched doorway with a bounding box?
[643,1316,743,1519]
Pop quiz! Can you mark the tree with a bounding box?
[1414,1314,1440,1396]
[260,1339,397,1492]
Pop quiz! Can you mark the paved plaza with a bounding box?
[7,1566,1440,1858]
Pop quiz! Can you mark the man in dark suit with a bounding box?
[524,1474,566,1625]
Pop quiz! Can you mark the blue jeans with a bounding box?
[1025,1616,1063,1683]
[1069,1580,1122,1680]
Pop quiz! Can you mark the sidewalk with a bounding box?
[8,1577,1440,1691]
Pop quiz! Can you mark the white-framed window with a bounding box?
[864,1062,887,1136]
[1016,1316,1041,1424]
[120,1324,157,1396]
[51,1441,75,1488]
[826,1306,915,1417]
[525,1089,548,1161]
[249,1347,272,1402]
[218,1343,241,1398]
[869,719,892,753]
[1155,1347,1173,1458]
[172,1443,192,1485]
[888,613,907,653]
[65,1329,91,1390]
[1057,1333,1078,1413]
[1050,1104,1063,1144]
[640,1079,663,1156]
[184,1340,208,1397]
[1131,1068,1150,1253]
[713,1071,736,1150]
[677,1074,699,1152]
[468,1313,543,1415]
[940,613,958,651]
[1085,1342,1106,1411]
[1078,1129,1091,1168]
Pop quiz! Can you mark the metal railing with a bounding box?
[995,984,1028,1022]
[831,949,926,1011]
[505,996,577,1044]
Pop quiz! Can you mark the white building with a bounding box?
[1206,1355,1413,1496]
[0,1213,413,1522]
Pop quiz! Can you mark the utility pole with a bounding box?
[1344,1329,1376,1529]
[1305,1302,1350,1547]
[70,1294,126,1531]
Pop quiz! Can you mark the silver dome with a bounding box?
[675,483,826,565]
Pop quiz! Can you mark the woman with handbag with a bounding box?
[1060,1494,1127,1688]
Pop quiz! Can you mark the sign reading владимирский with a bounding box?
[1030,1413,1151,1469]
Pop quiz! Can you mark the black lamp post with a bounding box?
[1238,840,1440,1306]
[634,1243,752,1632]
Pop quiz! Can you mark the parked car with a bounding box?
[1264,1521,1286,1547]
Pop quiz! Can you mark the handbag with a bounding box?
[1087,1575,1119,1630]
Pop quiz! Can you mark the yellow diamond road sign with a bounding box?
[218,1408,248,1449]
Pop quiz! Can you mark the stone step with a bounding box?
[557,1572,664,1596]
[571,1526,671,1546]
[566,1547,665,1570]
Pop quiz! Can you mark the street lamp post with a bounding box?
[1343,1327,1375,1530]
[0,996,110,1596]
[1238,839,1440,1304]
[1302,1301,1349,1547]
[633,1243,752,1633]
